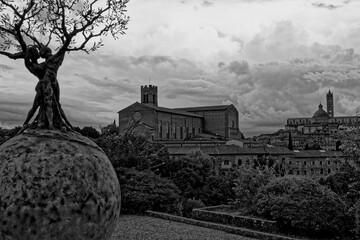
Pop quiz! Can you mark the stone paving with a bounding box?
[110,215,259,240]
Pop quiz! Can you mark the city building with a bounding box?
[167,144,342,179]
[285,90,360,150]
[166,145,293,171]
[285,150,342,179]
[117,85,244,141]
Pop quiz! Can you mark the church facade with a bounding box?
[118,85,244,141]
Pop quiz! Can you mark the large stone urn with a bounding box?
[0,129,121,240]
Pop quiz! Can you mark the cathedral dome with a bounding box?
[312,103,329,118]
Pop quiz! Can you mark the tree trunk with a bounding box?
[21,51,72,132]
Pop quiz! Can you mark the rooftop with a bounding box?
[167,145,293,156]
[174,104,235,112]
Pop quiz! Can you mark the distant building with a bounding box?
[167,144,342,179]
[166,145,293,171]
[285,150,342,179]
[117,85,244,141]
[285,90,360,150]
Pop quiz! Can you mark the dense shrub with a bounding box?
[231,165,274,212]
[201,169,238,206]
[96,133,169,171]
[255,177,352,238]
[161,151,214,201]
[117,168,181,214]
[182,198,206,218]
[320,161,360,206]
[73,126,100,139]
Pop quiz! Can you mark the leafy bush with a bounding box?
[96,133,169,171]
[73,126,100,138]
[160,151,214,201]
[182,198,205,218]
[255,177,352,238]
[320,161,360,206]
[231,165,274,212]
[201,169,239,206]
[117,168,181,214]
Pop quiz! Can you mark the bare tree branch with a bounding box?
[0,0,129,56]
[0,51,24,59]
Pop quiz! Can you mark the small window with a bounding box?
[327,160,330,165]
[304,170,307,175]
[238,159,242,165]
[296,170,300,175]
[289,161,292,165]
[320,169,324,174]
[304,161,307,166]
[328,169,331,174]
[224,160,230,166]
[320,161,322,165]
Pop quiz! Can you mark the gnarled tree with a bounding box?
[0,0,129,131]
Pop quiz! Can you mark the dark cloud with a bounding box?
[202,1,214,7]
[311,1,351,10]
[75,74,137,96]
[331,48,359,63]
[0,64,13,71]
[227,61,250,76]
[131,55,174,66]
[312,3,340,9]
[218,62,225,68]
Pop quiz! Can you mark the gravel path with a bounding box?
[110,215,259,240]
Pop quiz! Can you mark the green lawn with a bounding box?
[110,215,259,240]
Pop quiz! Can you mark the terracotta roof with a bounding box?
[167,145,293,156]
[292,150,342,158]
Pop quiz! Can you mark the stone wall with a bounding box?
[192,205,278,233]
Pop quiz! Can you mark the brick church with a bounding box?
[118,85,244,141]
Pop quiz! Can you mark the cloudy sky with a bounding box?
[1,0,360,137]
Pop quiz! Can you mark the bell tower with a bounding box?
[141,85,158,106]
[326,90,334,117]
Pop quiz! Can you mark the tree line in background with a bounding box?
[1,125,359,239]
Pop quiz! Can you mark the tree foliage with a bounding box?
[182,198,205,218]
[75,126,100,139]
[255,177,352,238]
[116,167,181,214]
[0,0,129,54]
[160,151,214,201]
[96,132,169,171]
[231,165,275,212]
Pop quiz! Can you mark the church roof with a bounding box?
[174,104,236,112]
[146,104,203,118]
[118,102,203,118]
[312,103,329,119]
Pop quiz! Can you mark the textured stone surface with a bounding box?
[0,129,121,240]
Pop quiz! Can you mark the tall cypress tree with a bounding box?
[288,132,293,150]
